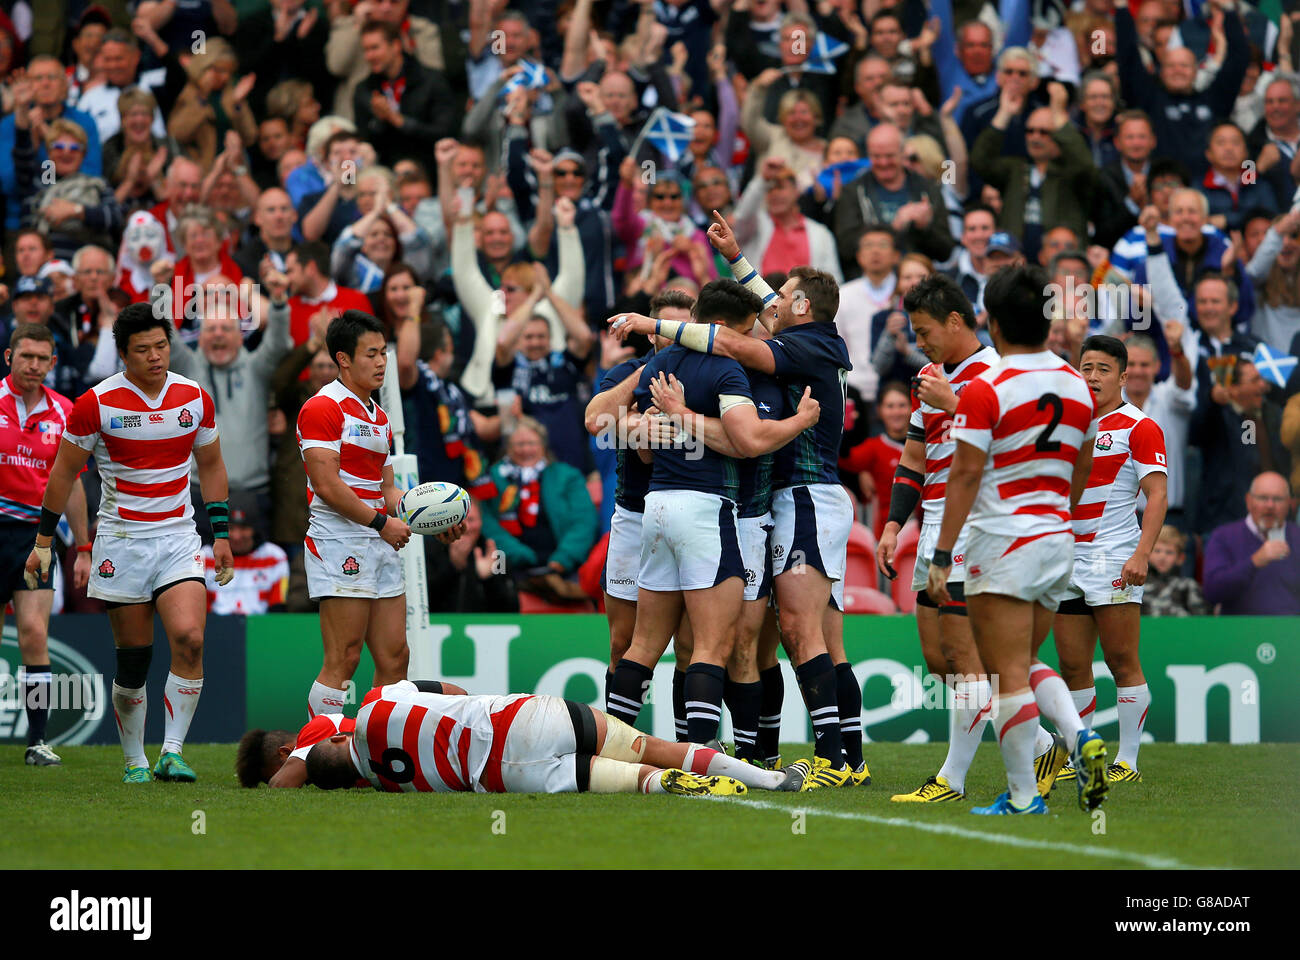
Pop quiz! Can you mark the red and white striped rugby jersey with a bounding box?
[202,541,289,614]
[0,376,73,523]
[296,379,392,541]
[908,346,1000,525]
[64,372,217,537]
[290,712,357,761]
[349,683,535,793]
[951,351,1098,544]
[1072,402,1166,554]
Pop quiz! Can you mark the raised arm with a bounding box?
[609,312,778,373]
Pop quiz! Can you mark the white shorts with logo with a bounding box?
[305,534,405,600]
[639,490,744,592]
[963,528,1074,612]
[604,504,643,602]
[911,520,972,591]
[1063,549,1145,606]
[88,531,205,604]
[496,695,583,794]
[739,513,773,602]
[770,483,852,582]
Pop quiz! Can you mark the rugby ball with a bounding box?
[399,481,470,535]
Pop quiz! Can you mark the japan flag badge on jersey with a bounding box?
[1155,452,1166,466]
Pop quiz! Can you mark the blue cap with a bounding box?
[14,275,52,298]
[987,232,1021,256]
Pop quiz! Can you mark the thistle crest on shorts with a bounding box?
[342,556,361,576]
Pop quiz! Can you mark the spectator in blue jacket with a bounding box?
[928,0,1031,126]
[1200,122,1279,233]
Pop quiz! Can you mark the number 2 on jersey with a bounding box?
[1035,393,1064,452]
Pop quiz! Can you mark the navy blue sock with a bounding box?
[604,669,613,709]
[758,664,784,763]
[684,663,726,743]
[22,664,51,746]
[836,661,863,768]
[795,654,842,764]
[724,678,763,761]
[672,668,688,742]
[607,659,652,726]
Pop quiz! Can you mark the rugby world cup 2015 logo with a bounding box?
[1095,432,1113,451]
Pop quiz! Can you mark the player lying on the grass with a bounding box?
[926,264,1108,815]
[236,680,469,787]
[877,276,1067,803]
[1053,335,1167,787]
[301,680,800,795]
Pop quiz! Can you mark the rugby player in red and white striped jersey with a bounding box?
[1053,335,1167,786]
[1,323,92,767]
[878,276,1067,804]
[26,303,236,783]
[295,310,465,721]
[303,680,801,796]
[926,264,1109,815]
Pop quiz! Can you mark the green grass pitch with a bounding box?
[7,741,1296,869]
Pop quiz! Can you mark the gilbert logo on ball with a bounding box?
[400,481,471,535]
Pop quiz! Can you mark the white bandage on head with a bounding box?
[718,394,755,416]
[587,756,645,793]
[599,713,647,762]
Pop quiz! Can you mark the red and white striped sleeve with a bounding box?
[297,396,344,454]
[195,387,219,448]
[1128,416,1167,480]
[951,377,999,453]
[63,390,101,451]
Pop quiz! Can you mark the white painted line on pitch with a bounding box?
[719,797,1203,870]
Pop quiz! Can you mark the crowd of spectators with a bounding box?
[3,0,1299,616]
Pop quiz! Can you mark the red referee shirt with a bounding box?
[0,376,73,523]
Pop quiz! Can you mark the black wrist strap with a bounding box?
[932,548,953,568]
[368,510,388,532]
[887,465,924,527]
[205,500,230,539]
[37,507,60,538]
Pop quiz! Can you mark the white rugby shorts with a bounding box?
[963,528,1074,611]
[911,520,972,591]
[1063,549,1145,607]
[495,695,583,794]
[88,531,205,604]
[604,504,642,602]
[639,490,744,592]
[739,513,773,602]
[770,483,852,582]
[305,534,405,600]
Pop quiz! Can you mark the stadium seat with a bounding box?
[844,522,878,589]
[518,591,596,614]
[841,584,897,614]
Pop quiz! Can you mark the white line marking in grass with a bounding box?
[721,797,1203,870]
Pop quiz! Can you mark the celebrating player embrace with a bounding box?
[26,303,235,783]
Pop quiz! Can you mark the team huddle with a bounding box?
[5,209,1162,815]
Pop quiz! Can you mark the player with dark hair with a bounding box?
[603,278,820,749]
[296,309,464,721]
[610,214,861,790]
[303,680,801,795]
[583,289,693,738]
[26,302,235,782]
[235,679,469,787]
[1053,335,1167,785]
[926,265,1108,814]
[0,324,91,766]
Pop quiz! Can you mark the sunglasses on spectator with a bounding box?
[651,191,681,200]
[695,177,727,188]
[1001,67,1031,77]
[555,167,583,179]
[50,141,84,152]
[1025,126,1054,136]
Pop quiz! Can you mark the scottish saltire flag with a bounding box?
[640,108,695,163]
[1254,342,1298,388]
[801,34,850,75]
[812,159,872,197]
[500,60,548,98]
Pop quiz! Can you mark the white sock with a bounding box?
[162,673,203,755]
[937,678,991,793]
[112,682,148,769]
[1115,684,1150,769]
[1032,722,1054,758]
[1071,687,1097,729]
[993,691,1040,808]
[308,681,348,720]
[701,748,785,789]
[1029,663,1084,752]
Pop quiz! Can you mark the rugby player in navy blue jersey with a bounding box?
[610,213,862,791]
[584,290,695,740]
[604,280,820,746]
